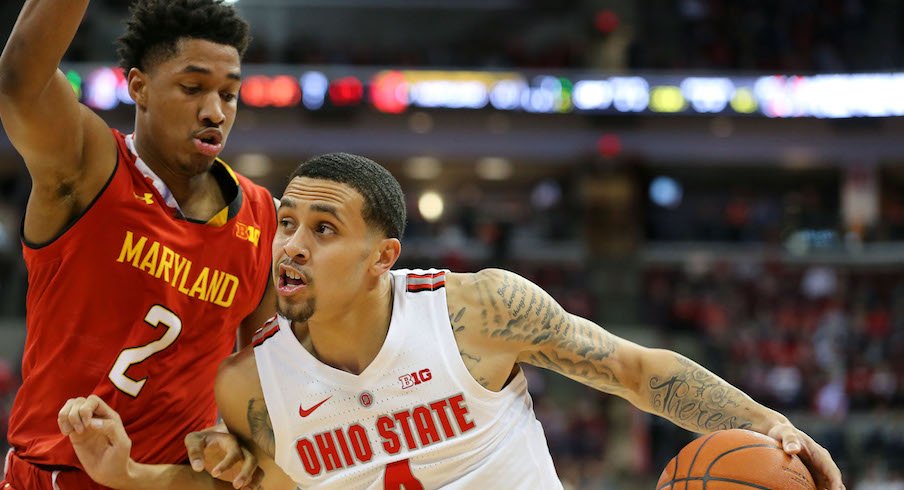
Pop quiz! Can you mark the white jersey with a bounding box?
[253,269,562,489]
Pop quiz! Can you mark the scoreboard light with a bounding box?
[611,77,649,113]
[269,75,302,108]
[301,71,329,110]
[66,70,82,99]
[403,70,524,111]
[371,71,409,114]
[489,79,526,110]
[71,64,904,119]
[328,76,364,106]
[240,75,301,108]
[240,75,269,108]
[680,77,734,113]
[85,67,123,110]
[573,79,614,110]
[730,88,758,114]
[649,86,686,113]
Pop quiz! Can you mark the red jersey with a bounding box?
[8,130,276,468]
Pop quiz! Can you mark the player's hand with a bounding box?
[185,426,263,489]
[767,422,844,490]
[58,395,132,488]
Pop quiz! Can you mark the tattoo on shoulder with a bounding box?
[491,271,621,390]
[247,397,275,457]
[449,307,466,332]
[494,272,572,343]
[649,356,754,432]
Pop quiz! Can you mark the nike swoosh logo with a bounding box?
[299,396,332,417]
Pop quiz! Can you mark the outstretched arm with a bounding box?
[450,268,843,490]
[0,0,115,244]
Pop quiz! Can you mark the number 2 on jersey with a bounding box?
[108,305,182,397]
[384,459,424,490]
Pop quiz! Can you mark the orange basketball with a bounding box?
[656,429,816,490]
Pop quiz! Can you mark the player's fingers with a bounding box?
[76,396,103,430]
[781,433,802,454]
[63,397,89,434]
[793,435,843,490]
[184,432,209,472]
[81,416,132,451]
[767,423,801,454]
[211,441,244,479]
[57,398,78,435]
[85,395,119,422]
[241,467,264,490]
[86,417,113,439]
[108,412,131,444]
[229,447,258,489]
[808,443,844,490]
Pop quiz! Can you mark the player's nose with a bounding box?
[198,92,226,126]
[283,228,310,263]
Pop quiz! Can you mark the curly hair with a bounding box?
[290,153,407,240]
[116,0,252,73]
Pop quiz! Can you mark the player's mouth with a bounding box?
[192,129,224,158]
[278,264,309,295]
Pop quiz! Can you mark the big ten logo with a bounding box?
[399,368,432,390]
[235,222,261,246]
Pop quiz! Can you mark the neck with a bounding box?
[132,129,223,219]
[292,274,395,375]
[132,129,213,206]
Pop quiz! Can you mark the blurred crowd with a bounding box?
[645,261,904,488]
[645,263,903,413]
[2,0,899,72]
[635,0,899,72]
[646,180,839,244]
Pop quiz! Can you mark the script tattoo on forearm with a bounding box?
[648,356,754,432]
[247,397,275,457]
[492,271,621,391]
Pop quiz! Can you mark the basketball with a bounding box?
[656,429,816,490]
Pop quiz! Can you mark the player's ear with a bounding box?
[370,237,401,276]
[127,68,149,110]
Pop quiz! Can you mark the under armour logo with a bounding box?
[134,193,154,205]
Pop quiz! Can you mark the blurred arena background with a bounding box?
[1,1,903,488]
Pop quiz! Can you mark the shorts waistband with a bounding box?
[6,450,78,473]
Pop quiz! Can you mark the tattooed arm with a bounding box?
[449,269,782,430]
[448,268,843,490]
[58,349,294,490]
[215,348,297,490]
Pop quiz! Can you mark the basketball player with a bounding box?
[60,154,844,490]
[0,0,278,488]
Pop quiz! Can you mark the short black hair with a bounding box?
[290,153,407,240]
[116,0,252,73]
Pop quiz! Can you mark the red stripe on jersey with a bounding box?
[252,317,280,346]
[407,280,446,291]
[406,272,446,292]
[407,272,444,279]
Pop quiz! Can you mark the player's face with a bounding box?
[273,177,380,323]
[129,38,241,176]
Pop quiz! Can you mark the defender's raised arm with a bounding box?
[0,0,115,244]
